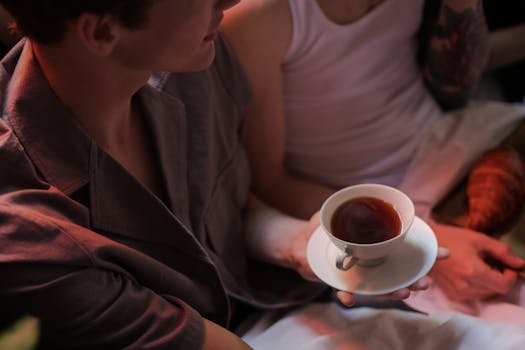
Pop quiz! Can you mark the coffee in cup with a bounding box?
[320,184,415,270]
[331,196,402,244]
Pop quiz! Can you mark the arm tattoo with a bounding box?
[423,1,489,108]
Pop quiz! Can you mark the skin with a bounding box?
[243,196,449,307]
[429,223,523,301]
[33,0,240,198]
[30,0,252,348]
[222,0,525,303]
[422,0,490,107]
[0,7,19,47]
[486,22,525,71]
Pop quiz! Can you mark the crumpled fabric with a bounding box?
[242,303,525,350]
[399,100,525,221]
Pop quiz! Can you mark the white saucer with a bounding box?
[307,216,438,295]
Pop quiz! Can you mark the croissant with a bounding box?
[466,145,525,233]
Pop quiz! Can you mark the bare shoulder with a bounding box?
[222,0,292,59]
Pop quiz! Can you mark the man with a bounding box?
[0,1,432,348]
[222,0,525,303]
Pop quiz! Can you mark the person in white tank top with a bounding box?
[222,0,525,305]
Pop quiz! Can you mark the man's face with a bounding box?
[113,0,240,72]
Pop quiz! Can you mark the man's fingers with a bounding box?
[335,290,355,307]
[480,237,524,269]
[462,262,518,295]
[499,268,520,293]
[384,288,410,300]
[408,277,430,291]
[476,266,518,294]
[436,247,450,260]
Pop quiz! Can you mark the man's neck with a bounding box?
[31,40,150,150]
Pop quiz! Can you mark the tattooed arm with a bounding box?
[419,0,489,109]
[487,23,525,71]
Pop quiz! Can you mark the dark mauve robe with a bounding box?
[0,35,324,349]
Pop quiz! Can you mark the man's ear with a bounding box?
[75,13,120,56]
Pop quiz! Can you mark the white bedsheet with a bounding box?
[406,278,525,325]
[242,302,525,349]
[399,101,525,221]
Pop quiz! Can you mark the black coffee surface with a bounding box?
[331,196,401,244]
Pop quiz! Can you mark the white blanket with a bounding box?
[242,303,525,349]
[406,278,525,325]
[399,101,525,220]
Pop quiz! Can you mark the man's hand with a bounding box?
[430,222,525,301]
[334,247,450,306]
[287,212,450,306]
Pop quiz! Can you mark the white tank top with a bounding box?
[283,0,441,188]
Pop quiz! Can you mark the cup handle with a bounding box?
[336,247,358,271]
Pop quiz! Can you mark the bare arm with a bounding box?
[486,23,525,71]
[202,319,252,350]
[222,0,334,220]
[420,0,489,109]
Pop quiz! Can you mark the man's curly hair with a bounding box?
[0,1,154,44]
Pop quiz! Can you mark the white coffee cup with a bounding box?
[320,184,415,270]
